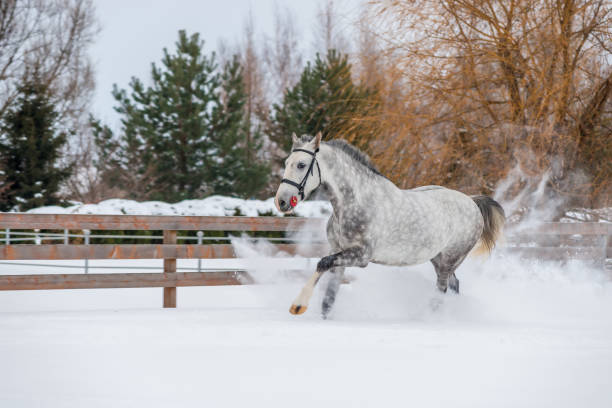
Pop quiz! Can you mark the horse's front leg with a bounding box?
[289,247,370,315]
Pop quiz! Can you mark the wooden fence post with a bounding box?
[163,230,177,308]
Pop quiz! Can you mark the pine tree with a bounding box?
[0,80,72,211]
[269,49,377,156]
[110,30,221,201]
[96,31,270,201]
[211,56,268,197]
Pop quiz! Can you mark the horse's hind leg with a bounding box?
[431,251,468,294]
[321,266,345,319]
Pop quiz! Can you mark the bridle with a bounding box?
[280,147,321,200]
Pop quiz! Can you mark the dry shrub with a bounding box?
[345,0,612,208]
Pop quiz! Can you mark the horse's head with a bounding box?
[275,132,322,213]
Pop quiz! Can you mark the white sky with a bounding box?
[90,0,337,128]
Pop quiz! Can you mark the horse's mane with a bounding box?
[326,139,384,177]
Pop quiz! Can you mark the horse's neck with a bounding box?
[318,145,379,216]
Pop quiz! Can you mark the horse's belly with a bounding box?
[371,236,444,266]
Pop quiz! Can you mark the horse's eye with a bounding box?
[297,162,306,170]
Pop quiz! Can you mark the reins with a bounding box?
[280,148,321,200]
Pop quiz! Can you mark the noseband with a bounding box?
[281,148,321,200]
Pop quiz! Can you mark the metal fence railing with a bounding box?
[0,229,321,243]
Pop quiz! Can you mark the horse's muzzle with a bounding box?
[275,193,294,213]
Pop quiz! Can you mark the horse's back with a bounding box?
[371,185,482,265]
[405,186,483,240]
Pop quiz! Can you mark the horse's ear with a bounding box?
[313,131,322,149]
[291,132,299,146]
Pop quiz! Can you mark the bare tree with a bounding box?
[358,0,612,207]
[0,0,97,126]
[354,9,380,89]
[313,0,351,55]
[262,4,303,101]
[239,11,269,165]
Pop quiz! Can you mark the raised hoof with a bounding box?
[290,304,307,315]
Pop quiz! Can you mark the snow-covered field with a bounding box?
[1,196,610,407]
[1,252,611,407]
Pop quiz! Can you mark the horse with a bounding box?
[275,132,505,318]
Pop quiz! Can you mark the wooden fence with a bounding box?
[0,214,327,307]
[501,222,611,267]
[0,213,610,308]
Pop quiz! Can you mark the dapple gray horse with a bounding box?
[275,133,505,318]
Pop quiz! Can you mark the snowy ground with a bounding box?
[2,196,611,406]
[1,252,611,407]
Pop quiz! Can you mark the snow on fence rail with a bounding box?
[0,213,610,308]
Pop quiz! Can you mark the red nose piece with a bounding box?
[290,196,298,207]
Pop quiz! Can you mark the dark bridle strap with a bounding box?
[280,147,321,200]
[292,148,318,156]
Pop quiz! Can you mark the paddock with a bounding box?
[0,214,611,407]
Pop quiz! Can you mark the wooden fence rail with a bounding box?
[0,271,253,290]
[0,243,326,260]
[0,213,326,231]
[0,213,610,308]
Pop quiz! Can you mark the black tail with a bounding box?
[472,195,505,255]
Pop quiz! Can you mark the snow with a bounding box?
[561,207,612,223]
[26,195,611,223]
[26,196,333,218]
[2,196,611,406]
[1,253,611,407]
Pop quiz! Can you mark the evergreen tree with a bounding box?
[270,49,377,156]
[99,30,270,201]
[90,116,132,198]
[108,30,220,201]
[211,56,268,197]
[0,80,72,212]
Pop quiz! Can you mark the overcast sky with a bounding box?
[89,0,339,128]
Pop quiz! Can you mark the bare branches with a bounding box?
[0,0,97,127]
[262,5,303,100]
[356,0,612,205]
[314,0,351,55]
